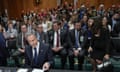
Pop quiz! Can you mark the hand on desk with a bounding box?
[42,62,50,71]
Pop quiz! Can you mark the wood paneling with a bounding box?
[62,0,73,4]
[77,0,99,8]
[0,0,3,13]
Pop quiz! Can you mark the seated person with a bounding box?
[47,21,68,69]
[24,34,53,71]
[68,21,87,70]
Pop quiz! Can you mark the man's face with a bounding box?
[74,22,81,30]
[53,23,59,31]
[37,25,43,33]
[8,24,13,29]
[83,15,88,22]
[27,35,38,48]
[21,25,27,33]
[113,13,120,20]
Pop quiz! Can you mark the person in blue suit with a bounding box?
[24,33,53,71]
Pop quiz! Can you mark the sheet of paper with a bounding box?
[17,68,28,72]
[32,68,44,72]
[0,69,2,72]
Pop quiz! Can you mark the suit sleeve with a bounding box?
[16,35,21,49]
[62,30,69,48]
[24,46,31,68]
[46,45,54,67]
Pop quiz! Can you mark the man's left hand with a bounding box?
[74,50,79,56]
[42,62,50,71]
[104,54,110,60]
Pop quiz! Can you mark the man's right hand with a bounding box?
[52,47,62,52]
[18,48,25,53]
[88,46,93,53]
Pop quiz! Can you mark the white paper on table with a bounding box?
[17,68,28,72]
[32,68,44,72]
[0,69,2,72]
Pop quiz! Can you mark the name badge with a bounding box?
[80,36,84,42]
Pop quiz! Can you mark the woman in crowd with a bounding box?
[88,20,111,72]
[102,16,112,33]
[85,18,94,55]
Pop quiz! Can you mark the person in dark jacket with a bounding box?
[25,34,53,71]
[68,21,88,70]
[0,24,9,66]
[88,22,111,72]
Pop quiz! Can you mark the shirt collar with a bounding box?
[36,42,40,49]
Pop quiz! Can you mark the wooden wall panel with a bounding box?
[77,0,99,8]
[40,0,57,9]
[0,0,3,13]
[104,0,113,8]
[8,0,17,19]
[21,0,57,12]
[15,0,24,19]
[62,0,73,3]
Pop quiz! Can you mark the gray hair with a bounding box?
[26,33,36,40]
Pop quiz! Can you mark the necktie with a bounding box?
[34,48,37,64]
[56,31,60,47]
[23,35,26,46]
[75,31,79,48]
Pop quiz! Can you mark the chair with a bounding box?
[110,37,120,72]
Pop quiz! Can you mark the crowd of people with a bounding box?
[0,3,120,72]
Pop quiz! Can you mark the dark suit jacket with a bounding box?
[108,18,120,37]
[35,32,49,44]
[24,42,53,68]
[17,33,29,49]
[112,22,120,37]
[69,29,88,50]
[47,29,68,49]
[17,33,23,49]
[0,32,9,58]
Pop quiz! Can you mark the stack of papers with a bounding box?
[32,69,44,72]
[17,68,28,72]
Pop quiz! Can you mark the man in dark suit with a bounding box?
[111,13,120,28]
[36,24,48,44]
[12,24,29,67]
[68,21,87,70]
[17,24,29,53]
[25,34,53,71]
[47,21,68,69]
[109,13,120,36]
